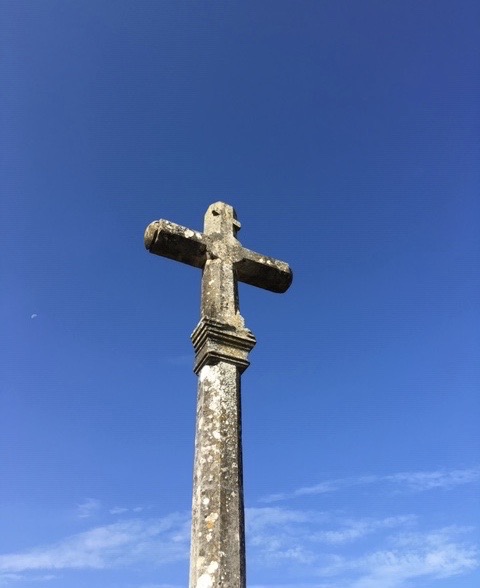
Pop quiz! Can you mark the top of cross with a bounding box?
[145,201,292,293]
[205,202,242,239]
[145,201,292,370]
[145,201,292,327]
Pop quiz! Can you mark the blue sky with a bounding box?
[1,1,479,587]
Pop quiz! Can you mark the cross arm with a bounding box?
[235,247,293,293]
[144,220,207,269]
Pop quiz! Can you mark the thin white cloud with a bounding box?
[109,505,147,515]
[245,509,478,588]
[319,527,478,588]
[294,477,373,499]
[109,507,128,515]
[246,509,418,570]
[0,514,189,577]
[386,468,480,491]
[247,507,326,532]
[260,466,480,503]
[0,573,56,586]
[76,498,101,519]
[1,502,477,588]
[311,516,416,545]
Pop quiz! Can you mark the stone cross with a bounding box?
[144,202,292,588]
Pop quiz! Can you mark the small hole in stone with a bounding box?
[212,210,219,216]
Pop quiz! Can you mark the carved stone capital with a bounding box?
[191,318,256,375]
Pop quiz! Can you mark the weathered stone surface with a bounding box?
[144,202,292,588]
[189,362,246,588]
[144,202,293,309]
[191,318,256,375]
[144,220,207,268]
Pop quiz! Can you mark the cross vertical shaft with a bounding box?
[144,202,292,587]
[189,361,246,586]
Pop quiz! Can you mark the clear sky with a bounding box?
[1,1,479,587]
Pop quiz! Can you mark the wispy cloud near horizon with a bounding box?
[260,466,480,503]
[319,526,479,588]
[0,506,477,588]
[0,513,190,579]
[1,466,478,587]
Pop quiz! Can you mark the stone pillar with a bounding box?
[144,202,292,587]
[189,319,256,588]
